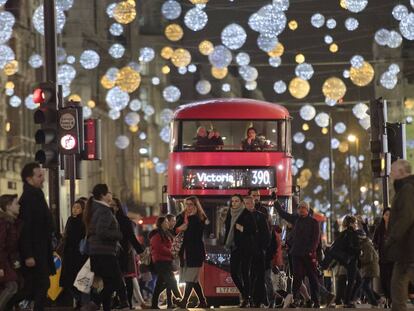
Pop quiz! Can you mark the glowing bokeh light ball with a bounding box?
[288,78,310,99]
[160,109,174,125]
[334,122,346,134]
[198,40,214,55]
[0,45,15,69]
[196,80,212,95]
[222,83,231,92]
[109,23,123,36]
[380,71,398,90]
[272,0,289,11]
[245,81,257,91]
[139,132,147,140]
[33,5,66,35]
[343,70,350,78]
[106,87,130,111]
[125,112,140,126]
[0,0,8,7]
[178,67,187,75]
[375,28,390,46]
[163,85,181,103]
[325,97,337,107]
[248,4,287,37]
[393,5,408,21]
[128,62,141,72]
[311,13,325,28]
[160,126,171,143]
[165,23,183,41]
[315,112,330,128]
[57,64,76,84]
[0,11,15,41]
[352,102,369,119]
[108,109,121,120]
[273,80,287,94]
[28,54,43,68]
[211,67,228,79]
[79,50,100,69]
[161,0,182,20]
[295,63,314,80]
[113,1,136,24]
[305,141,314,150]
[322,77,346,101]
[349,61,374,87]
[106,67,119,81]
[387,31,402,48]
[106,3,116,18]
[143,105,155,116]
[9,95,21,108]
[66,55,75,64]
[25,95,38,110]
[269,56,282,67]
[345,17,359,31]
[129,99,142,111]
[236,52,250,66]
[184,7,208,31]
[115,66,141,93]
[221,23,247,50]
[83,106,92,119]
[56,47,67,63]
[152,77,160,85]
[155,162,167,174]
[350,55,364,68]
[257,34,278,52]
[389,63,400,74]
[299,104,316,121]
[359,116,371,130]
[324,35,333,44]
[0,26,12,45]
[56,0,74,11]
[208,45,232,68]
[239,65,258,82]
[331,138,340,149]
[109,43,125,59]
[139,47,155,63]
[171,48,192,67]
[5,88,13,96]
[344,0,368,13]
[115,135,130,149]
[293,132,305,144]
[326,18,336,29]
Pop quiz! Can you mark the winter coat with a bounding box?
[329,228,360,265]
[116,211,144,276]
[251,210,270,253]
[175,213,206,267]
[19,183,55,275]
[385,175,414,263]
[60,216,87,288]
[373,221,390,264]
[359,237,379,278]
[224,208,257,254]
[150,230,173,263]
[88,200,122,256]
[0,211,21,283]
[274,201,320,257]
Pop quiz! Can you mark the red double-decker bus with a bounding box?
[167,98,292,305]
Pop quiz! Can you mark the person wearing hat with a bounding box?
[272,192,321,308]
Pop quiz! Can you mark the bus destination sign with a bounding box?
[183,167,276,189]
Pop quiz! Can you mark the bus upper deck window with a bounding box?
[193,126,224,151]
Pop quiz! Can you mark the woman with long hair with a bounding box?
[373,208,393,307]
[83,184,127,311]
[175,196,208,308]
[224,194,257,307]
[60,199,87,309]
[150,216,182,309]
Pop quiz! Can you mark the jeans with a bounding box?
[21,264,51,311]
[250,251,267,306]
[151,261,181,308]
[358,277,378,306]
[230,249,252,300]
[391,262,414,311]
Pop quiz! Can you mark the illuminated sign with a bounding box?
[60,134,77,150]
[183,167,276,189]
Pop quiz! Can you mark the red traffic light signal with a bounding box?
[82,118,101,160]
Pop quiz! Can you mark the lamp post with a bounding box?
[347,134,360,212]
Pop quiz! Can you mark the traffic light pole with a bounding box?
[44,0,61,231]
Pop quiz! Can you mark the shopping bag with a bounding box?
[47,252,63,301]
[73,258,94,294]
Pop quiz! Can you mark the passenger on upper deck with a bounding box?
[241,127,264,151]
[193,126,224,151]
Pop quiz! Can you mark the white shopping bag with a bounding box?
[73,258,94,294]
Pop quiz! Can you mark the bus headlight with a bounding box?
[175,164,182,170]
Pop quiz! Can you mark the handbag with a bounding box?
[79,236,89,256]
[73,258,94,294]
[171,232,184,258]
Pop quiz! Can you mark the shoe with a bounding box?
[282,294,294,309]
[239,297,250,308]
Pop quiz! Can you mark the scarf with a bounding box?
[225,206,245,250]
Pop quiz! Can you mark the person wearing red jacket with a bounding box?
[149,216,182,309]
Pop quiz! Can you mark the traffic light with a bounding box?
[387,122,406,162]
[369,98,388,177]
[33,82,59,167]
[57,104,83,155]
[82,118,102,160]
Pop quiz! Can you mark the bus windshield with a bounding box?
[173,119,291,152]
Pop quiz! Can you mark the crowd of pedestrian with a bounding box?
[1,159,414,310]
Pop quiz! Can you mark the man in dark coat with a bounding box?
[385,159,414,311]
[273,194,320,308]
[244,195,270,307]
[18,162,56,311]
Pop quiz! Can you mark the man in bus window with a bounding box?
[209,128,224,150]
[193,126,212,151]
[241,127,265,151]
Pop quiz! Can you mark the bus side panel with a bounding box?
[201,263,239,297]
[168,152,292,197]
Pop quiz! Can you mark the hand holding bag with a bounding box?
[73,258,94,294]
